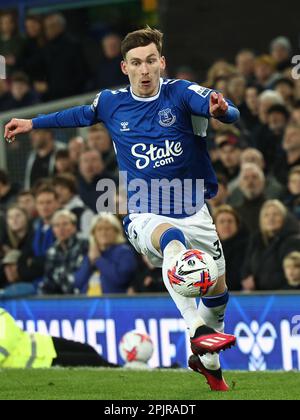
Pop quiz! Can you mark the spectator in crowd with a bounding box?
[0,169,20,213]
[214,205,249,291]
[251,90,285,148]
[18,14,46,84]
[242,200,300,291]
[255,104,289,171]
[0,11,24,75]
[235,49,255,83]
[17,190,37,219]
[0,250,22,289]
[205,60,236,88]
[17,187,59,285]
[291,100,300,124]
[174,66,198,82]
[273,77,295,110]
[254,55,280,90]
[234,163,266,232]
[53,173,94,237]
[74,213,137,294]
[0,205,32,256]
[282,252,300,290]
[86,124,117,176]
[228,148,283,207]
[4,71,40,110]
[128,255,165,294]
[227,74,247,109]
[257,90,285,126]
[38,13,86,100]
[213,76,228,96]
[24,129,65,189]
[239,85,260,132]
[54,149,75,175]
[208,174,229,212]
[41,210,88,295]
[214,130,242,191]
[0,205,32,288]
[283,166,300,220]
[273,123,300,185]
[0,79,11,112]
[270,36,292,72]
[77,149,115,212]
[94,33,128,89]
[68,136,86,171]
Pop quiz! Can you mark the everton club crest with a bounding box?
[158,108,176,127]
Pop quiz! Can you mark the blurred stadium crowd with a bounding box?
[0,10,300,297]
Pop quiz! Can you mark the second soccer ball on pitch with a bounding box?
[168,249,218,298]
[119,330,154,369]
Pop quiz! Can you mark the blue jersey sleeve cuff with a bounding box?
[217,106,240,123]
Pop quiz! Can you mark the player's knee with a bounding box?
[152,224,187,253]
[151,223,175,251]
[209,273,227,296]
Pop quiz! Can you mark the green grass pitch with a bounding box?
[0,369,299,400]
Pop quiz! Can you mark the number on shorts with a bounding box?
[213,240,222,261]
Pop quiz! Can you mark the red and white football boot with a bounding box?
[188,354,229,392]
[190,325,236,356]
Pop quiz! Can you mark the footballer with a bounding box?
[4,27,240,391]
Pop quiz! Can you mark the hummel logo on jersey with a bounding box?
[120,122,130,132]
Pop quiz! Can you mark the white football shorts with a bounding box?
[123,204,225,276]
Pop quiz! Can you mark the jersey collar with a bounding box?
[130,78,163,102]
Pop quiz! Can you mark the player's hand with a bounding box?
[209,92,228,118]
[4,118,33,142]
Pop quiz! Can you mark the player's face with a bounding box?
[121,43,166,97]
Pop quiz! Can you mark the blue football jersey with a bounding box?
[32,78,239,218]
[92,78,238,217]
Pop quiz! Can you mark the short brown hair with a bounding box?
[121,27,163,59]
[213,204,241,227]
[53,173,78,195]
[35,186,58,200]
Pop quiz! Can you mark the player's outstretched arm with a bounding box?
[182,82,239,124]
[4,104,97,142]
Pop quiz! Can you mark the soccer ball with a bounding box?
[168,249,218,298]
[119,330,154,368]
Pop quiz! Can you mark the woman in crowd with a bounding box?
[0,205,32,256]
[214,205,249,291]
[0,205,33,288]
[242,200,300,290]
[75,213,137,294]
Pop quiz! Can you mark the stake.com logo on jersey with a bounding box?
[131,140,183,170]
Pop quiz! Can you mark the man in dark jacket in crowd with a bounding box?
[234,163,266,232]
[3,72,40,111]
[77,149,116,213]
[37,13,86,100]
[273,123,300,185]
